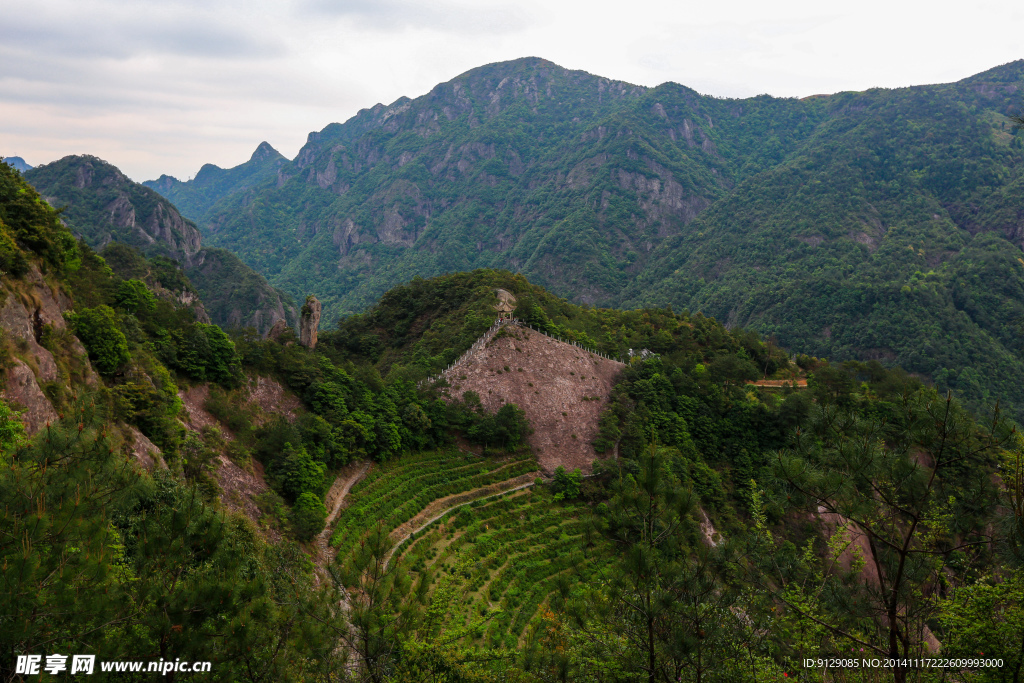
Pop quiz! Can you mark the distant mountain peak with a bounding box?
[451,56,646,91]
[250,141,282,162]
[3,156,32,172]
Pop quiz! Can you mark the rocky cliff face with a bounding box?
[28,156,203,261]
[25,156,296,335]
[0,266,96,433]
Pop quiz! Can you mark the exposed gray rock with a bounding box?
[266,319,288,341]
[2,359,58,434]
[126,426,167,471]
[299,295,321,349]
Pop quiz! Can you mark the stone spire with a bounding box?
[299,295,321,348]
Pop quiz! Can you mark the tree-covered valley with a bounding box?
[2,152,1024,682]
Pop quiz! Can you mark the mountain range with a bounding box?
[24,155,297,334]
[139,57,1024,421]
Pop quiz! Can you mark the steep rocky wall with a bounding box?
[0,267,97,433]
[177,377,301,539]
[439,325,624,473]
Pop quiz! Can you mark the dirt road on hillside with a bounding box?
[315,461,371,580]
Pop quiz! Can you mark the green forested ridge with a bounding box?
[147,57,1024,422]
[0,161,341,680]
[623,67,1024,422]
[22,155,297,334]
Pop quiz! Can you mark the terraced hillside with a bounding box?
[329,448,539,565]
[328,447,606,654]
[395,488,606,651]
[325,448,614,651]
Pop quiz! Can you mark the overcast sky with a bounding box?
[2,0,1022,181]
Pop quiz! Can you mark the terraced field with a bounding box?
[394,489,609,650]
[329,448,539,565]
[329,448,607,651]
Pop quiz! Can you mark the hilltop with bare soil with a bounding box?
[440,324,623,473]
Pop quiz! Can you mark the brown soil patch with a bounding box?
[246,376,301,423]
[440,327,624,474]
[316,461,372,571]
[216,455,278,542]
[178,384,228,436]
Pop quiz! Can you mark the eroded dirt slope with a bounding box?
[442,326,624,473]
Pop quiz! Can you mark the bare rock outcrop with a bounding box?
[1,268,100,425]
[125,426,167,471]
[438,325,624,473]
[299,295,321,348]
[246,376,301,423]
[2,359,58,434]
[0,268,75,383]
[266,319,288,341]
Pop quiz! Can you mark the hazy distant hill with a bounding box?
[146,56,1024,420]
[2,156,33,172]
[143,141,285,225]
[26,155,297,334]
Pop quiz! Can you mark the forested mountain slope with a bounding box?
[623,61,1024,420]
[149,57,1024,421]
[24,155,297,334]
[157,57,825,316]
[143,141,285,225]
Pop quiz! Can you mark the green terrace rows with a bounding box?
[329,449,538,564]
[395,489,610,651]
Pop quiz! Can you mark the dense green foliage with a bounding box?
[0,159,77,275]
[0,399,346,682]
[330,268,747,380]
[59,240,247,452]
[291,491,328,540]
[66,305,131,376]
[624,72,1024,422]
[3,164,1023,683]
